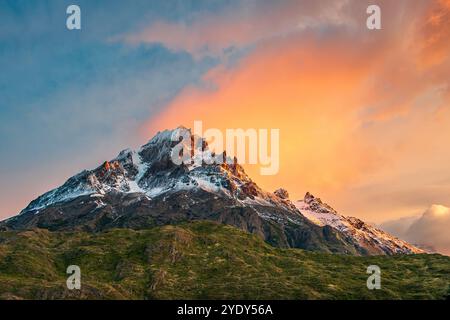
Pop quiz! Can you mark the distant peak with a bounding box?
[274,188,289,199]
[304,192,315,203]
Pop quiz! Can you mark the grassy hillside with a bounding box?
[0,221,448,300]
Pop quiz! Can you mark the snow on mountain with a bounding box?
[295,192,424,255]
[21,127,292,214]
[3,127,425,256]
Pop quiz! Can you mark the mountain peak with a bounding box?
[143,127,188,146]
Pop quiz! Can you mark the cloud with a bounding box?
[143,33,385,197]
[417,0,450,68]
[406,205,450,255]
[141,0,450,224]
[379,215,420,238]
[119,0,355,57]
[381,205,450,256]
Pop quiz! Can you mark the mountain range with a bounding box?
[0,127,423,256]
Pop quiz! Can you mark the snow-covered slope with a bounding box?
[295,193,424,255]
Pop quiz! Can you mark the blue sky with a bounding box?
[1,0,450,229]
[0,0,233,217]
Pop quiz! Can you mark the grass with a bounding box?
[0,221,448,300]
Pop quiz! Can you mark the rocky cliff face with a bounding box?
[0,127,423,255]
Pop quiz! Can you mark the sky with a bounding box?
[1,0,450,226]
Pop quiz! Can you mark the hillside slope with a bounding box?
[0,221,448,300]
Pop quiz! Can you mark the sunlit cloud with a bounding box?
[381,205,450,256]
[141,0,450,224]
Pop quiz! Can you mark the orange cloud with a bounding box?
[419,0,450,68]
[143,34,384,197]
[142,0,450,222]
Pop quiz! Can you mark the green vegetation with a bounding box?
[0,221,448,299]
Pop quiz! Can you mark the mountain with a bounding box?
[295,193,424,255]
[0,221,449,300]
[0,127,422,256]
